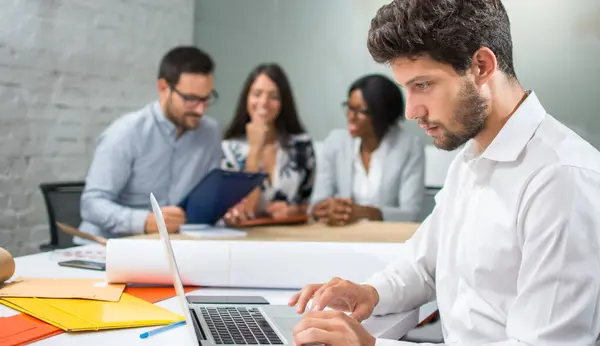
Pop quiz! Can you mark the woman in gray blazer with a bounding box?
[310,74,425,225]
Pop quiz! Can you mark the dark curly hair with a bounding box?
[367,0,517,79]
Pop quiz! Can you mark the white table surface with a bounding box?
[1,245,420,345]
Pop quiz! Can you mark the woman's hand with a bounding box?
[245,120,269,153]
[266,201,298,219]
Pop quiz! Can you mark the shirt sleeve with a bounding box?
[80,131,148,236]
[221,140,240,170]
[365,189,445,316]
[380,135,426,222]
[309,131,339,210]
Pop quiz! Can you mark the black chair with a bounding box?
[39,181,85,251]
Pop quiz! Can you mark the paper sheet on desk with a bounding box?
[48,246,106,262]
[105,239,403,289]
[0,278,125,302]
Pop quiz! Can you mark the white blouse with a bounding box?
[351,137,389,207]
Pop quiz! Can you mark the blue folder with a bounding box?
[178,169,268,225]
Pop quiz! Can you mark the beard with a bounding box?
[428,80,489,151]
[165,98,202,132]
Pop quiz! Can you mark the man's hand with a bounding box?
[311,199,331,223]
[288,277,379,322]
[266,201,297,219]
[145,206,186,233]
[293,310,376,346]
[223,198,254,226]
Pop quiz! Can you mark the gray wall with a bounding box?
[505,0,600,143]
[0,0,195,256]
[193,0,419,141]
[195,0,600,146]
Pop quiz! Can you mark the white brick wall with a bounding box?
[0,0,195,256]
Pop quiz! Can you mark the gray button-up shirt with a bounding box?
[77,101,222,243]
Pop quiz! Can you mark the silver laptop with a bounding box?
[150,193,301,345]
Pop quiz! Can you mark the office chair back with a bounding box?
[39,181,85,250]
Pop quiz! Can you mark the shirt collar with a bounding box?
[354,126,395,158]
[462,91,546,163]
[151,101,179,138]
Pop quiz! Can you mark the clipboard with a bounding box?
[237,214,309,227]
[179,169,268,225]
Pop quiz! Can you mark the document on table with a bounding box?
[0,278,125,302]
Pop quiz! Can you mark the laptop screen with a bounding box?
[150,192,199,345]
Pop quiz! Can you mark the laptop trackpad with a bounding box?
[272,316,299,331]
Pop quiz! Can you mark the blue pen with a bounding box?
[140,320,186,339]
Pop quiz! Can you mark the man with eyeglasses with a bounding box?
[75,46,222,243]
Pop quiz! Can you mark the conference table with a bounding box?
[2,221,433,345]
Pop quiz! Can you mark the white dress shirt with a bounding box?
[367,92,600,345]
[352,138,387,207]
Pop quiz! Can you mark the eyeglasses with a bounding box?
[342,101,370,120]
[170,85,219,107]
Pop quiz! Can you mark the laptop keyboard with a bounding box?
[200,306,284,345]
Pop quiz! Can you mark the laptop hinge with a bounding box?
[190,308,207,341]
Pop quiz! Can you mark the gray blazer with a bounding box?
[310,125,425,222]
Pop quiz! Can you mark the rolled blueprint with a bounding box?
[105,239,403,289]
[0,247,15,283]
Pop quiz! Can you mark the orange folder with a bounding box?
[0,286,198,346]
[0,314,61,346]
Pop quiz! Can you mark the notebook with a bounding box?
[0,292,183,332]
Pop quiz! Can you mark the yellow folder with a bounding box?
[0,293,183,332]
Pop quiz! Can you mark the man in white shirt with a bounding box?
[289,0,600,345]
